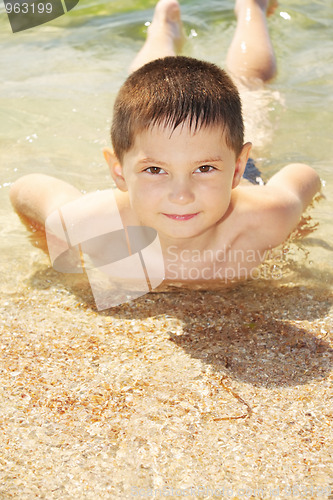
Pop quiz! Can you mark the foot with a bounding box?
[147,0,185,53]
[266,0,278,16]
[235,0,278,17]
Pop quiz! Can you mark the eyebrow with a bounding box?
[194,157,224,164]
[137,156,224,167]
[137,157,169,167]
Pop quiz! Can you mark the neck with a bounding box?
[158,227,216,255]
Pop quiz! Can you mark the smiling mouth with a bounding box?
[163,213,199,221]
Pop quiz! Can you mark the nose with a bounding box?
[168,178,195,205]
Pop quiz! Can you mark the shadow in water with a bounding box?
[28,265,333,389]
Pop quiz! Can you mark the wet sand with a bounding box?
[0,247,332,499]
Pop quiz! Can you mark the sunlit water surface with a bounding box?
[0,0,332,291]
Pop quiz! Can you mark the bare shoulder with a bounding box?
[232,163,321,249]
[232,187,287,251]
[60,188,135,228]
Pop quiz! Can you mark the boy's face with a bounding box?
[108,123,251,244]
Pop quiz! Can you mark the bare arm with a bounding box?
[262,163,321,246]
[10,174,83,229]
[265,163,321,212]
[238,163,322,250]
[10,174,125,271]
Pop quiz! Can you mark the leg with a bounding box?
[226,0,277,82]
[129,0,185,73]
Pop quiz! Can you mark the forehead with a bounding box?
[133,122,227,150]
[121,122,236,167]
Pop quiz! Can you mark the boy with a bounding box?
[10,0,321,303]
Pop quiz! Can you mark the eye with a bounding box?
[144,166,165,175]
[195,165,216,173]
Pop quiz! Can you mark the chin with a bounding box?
[158,226,209,240]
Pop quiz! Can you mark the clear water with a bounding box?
[0,0,332,289]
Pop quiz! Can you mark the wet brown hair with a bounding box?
[111,56,244,162]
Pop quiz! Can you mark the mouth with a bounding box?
[163,213,199,221]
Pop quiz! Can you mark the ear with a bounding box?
[103,147,128,192]
[232,142,252,189]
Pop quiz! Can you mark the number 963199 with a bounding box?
[5,2,53,14]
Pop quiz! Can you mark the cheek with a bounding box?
[135,182,162,201]
[128,185,156,212]
[202,182,230,200]
[205,184,232,213]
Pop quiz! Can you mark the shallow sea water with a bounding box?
[0,0,333,498]
[0,0,332,287]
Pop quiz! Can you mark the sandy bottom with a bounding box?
[0,246,332,499]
